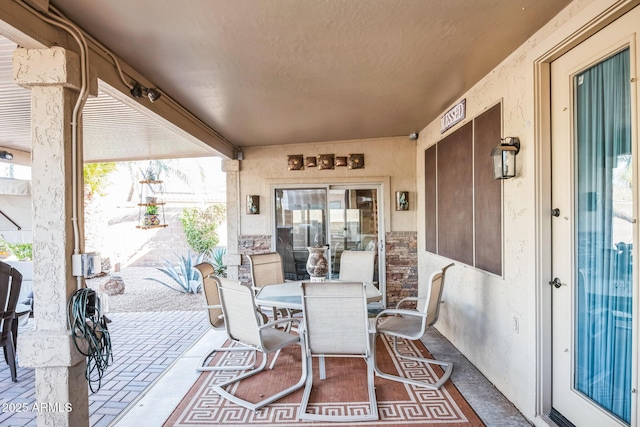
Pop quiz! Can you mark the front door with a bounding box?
[550,7,638,426]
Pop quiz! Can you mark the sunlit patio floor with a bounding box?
[0,311,208,427]
[0,311,531,426]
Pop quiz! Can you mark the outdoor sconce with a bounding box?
[247,195,259,215]
[491,137,520,179]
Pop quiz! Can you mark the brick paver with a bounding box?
[0,310,208,426]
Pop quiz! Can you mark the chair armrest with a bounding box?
[259,316,302,331]
[395,297,426,309]
[374,308,425,324]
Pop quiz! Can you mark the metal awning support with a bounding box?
[0,208,21,230]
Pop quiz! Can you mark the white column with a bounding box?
[222,159,242,279]
[13,47,97,427]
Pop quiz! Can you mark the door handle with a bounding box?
[549,278,562,288]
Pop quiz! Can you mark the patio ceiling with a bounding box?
[0,0,571,162]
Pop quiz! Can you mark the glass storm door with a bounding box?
[274,188,327,281]
[328,187,379,284]
[550,8,638,426]
[274,185,385,305]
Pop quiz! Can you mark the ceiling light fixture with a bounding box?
[409,132,419,140]
[130,81,161,103]
[0,151,14,161]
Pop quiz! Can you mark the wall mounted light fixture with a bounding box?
[491,137,520,179]
[395,191,409,210]
[247,195,260,215]
[0,151,14,161]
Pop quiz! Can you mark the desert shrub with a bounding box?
[180,205,225,258]
[146,251,204,294]
[210,246,227,277]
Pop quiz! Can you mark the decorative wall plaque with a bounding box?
[318,154,335,170]
[288,155,304,170]
[440,99,466,134]
[305,156,317,168]
[347,153,364,169]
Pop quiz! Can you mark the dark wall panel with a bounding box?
[474,104,502,275]
[437,122,473,266]
[425,145,437,253]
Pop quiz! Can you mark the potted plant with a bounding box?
[144,204,160,226]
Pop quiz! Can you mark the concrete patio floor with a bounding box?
[0,311,531,427]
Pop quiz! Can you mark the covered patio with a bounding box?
[1,1,639,426]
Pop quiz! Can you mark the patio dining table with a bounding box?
[255,280,381,381]
[254,280,382,311]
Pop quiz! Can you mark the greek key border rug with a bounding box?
[164,334,484,426]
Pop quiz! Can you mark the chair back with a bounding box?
[194,262,224,329]
[248,252,285,288]
[339,251,375,283]
[422,263,454,326]
[0,261,22,345]
[301,281,369,356]
[216,276,263,349]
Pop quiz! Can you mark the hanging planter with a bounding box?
[136,162,168,229]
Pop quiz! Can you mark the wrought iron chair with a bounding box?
[0,260,23,382]
[373,263,454,390]
[298,281,378,422]
[212,276,307,411]
[194,262,259,372]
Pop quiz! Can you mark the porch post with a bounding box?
[12,47,96,427]
[222,159,241,279]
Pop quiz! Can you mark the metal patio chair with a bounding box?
[373,263,454,390]
[298,281,378,422]
[212,276,307,411]
[339,250,375,284]
[194,262,260,372]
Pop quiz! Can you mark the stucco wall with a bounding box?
[415,0,624,423]
[237,137,417,236]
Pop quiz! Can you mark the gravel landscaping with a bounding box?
[86,266,206,312]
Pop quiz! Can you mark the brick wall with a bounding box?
[385,231,418,307]
[235,232,418,306]
[237,235,272,284]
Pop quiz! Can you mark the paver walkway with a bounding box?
[0,311,208,427]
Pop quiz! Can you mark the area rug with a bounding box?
[164,334,484,426]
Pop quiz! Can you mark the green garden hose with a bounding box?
[68,288,112,393]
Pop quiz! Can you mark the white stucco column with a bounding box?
[13,47,97,427]
[222,159,241,278]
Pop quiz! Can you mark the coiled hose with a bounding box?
[68,288,112,393]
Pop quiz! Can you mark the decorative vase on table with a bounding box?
[306,246,328,281]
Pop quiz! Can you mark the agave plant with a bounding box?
[146,251,204,294]
[209,246,227,278]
